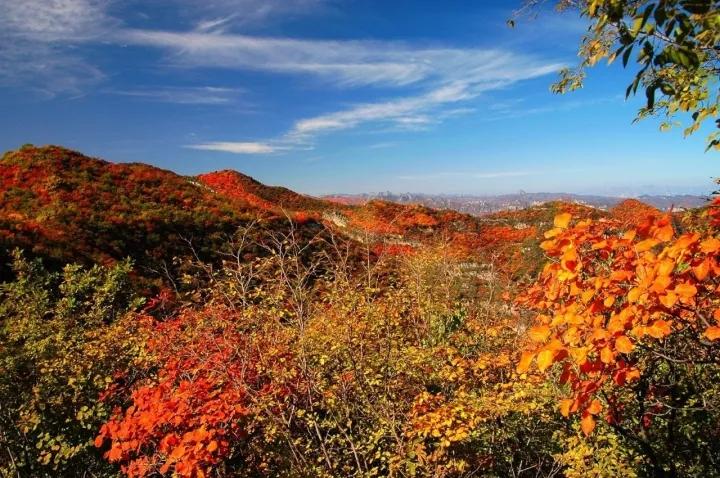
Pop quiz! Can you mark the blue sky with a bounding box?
[0,0,716,196]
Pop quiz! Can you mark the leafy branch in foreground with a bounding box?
[513,0,720,150]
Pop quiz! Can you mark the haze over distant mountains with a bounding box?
[323,191,710,215]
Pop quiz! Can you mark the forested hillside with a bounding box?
[1,145,719,477]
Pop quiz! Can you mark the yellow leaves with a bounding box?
[615,335,634,354]
[674,283,698,300]
[545,228,563,239]
[540,239,558,252]
[206,440,218,453]
[536,349,556,373]
[635,238,660,253]
[600,347,614,364]
[627,287,643,304]
[646,320,672,339]
[529,325,551,343]
[659,292,678,308]
[569,346,589,366]
[692,259,711,281]
[700,237,720,253]
[590,328,608,341]
[657,259,675,277]
[517,351,534,374]
[559,399,573,418]
[704,327,720,341]
[581,413,596,436]
[554,212,572,229]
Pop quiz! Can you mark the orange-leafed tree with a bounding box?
[517,211,720,476]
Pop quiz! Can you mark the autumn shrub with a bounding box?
[517,212,720,477]
[96,232,566,477]
[0,250,148,477]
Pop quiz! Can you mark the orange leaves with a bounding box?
[614,335,634,354]
[674,283,698,300]
[554,212,572,229]
[528,325,551,342]
[600,346,614,364]
[635,238,660,253]
[627,287,643,303]
[517,351,534,373]
[658,292,678,308]
[657,259,675,277]
[580,413,596,435]
[517,213,720,436]
[700,237,720,254]
[536,350,556,373]
[560,246,580,273]
[704,327,720,341]
[692,258,711,281]
[586,399,602,415]
[559,399,574,417]
[96,304,297,477]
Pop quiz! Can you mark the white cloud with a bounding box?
[280,60,558,140]
[0,0,113,94]
[0,41,105,96]
[118,30,562,90]
[119,28,560,146]
[186,141,276,154]
[0,0,564,145]
[0,0,331,94]
[179,0,329,28]
[118,29,433,87]
[0,0,114,42]
[108,86,244,104]
[368,142,399,149]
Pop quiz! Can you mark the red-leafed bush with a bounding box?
[96,304,297,477]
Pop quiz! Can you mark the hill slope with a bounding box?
[0,146,259,280]
[198,170,334,215]
[1,145,662,285]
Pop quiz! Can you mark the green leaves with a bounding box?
[0,252,145,476]
[529,0,720,151]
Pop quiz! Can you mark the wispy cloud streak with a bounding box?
[108,86,244,104]
[186,141,276,154]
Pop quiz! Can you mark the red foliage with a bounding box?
[0,146,242,275]
[611,199,662,227]
[372,243,417,256]
[96,305,296,477]
[198,170,332,216]
[197,170,277,212]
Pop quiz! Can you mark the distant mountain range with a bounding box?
[323,191,710,215]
